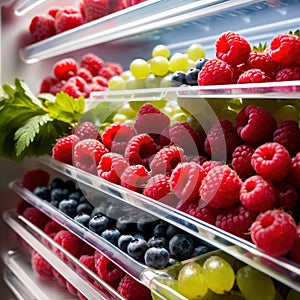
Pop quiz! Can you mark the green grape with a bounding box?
[144,73,162,88]
[118,103,137,119]
[236,265,275,300]
[151,276,180,300]
[187,43,206,61]
[287,289,300,300]
[217,108,237,124]
[203,255,235,294]
[160,73,173,87]
[152,44,170,58]
[121,70,133,80]
[150,56,170,76]
[177,261,208,299]
[112,113,128,123]
[130,58,150,79]
[108,75,126,90]
[125,75,145,90]
[171,112,189,123]
[273,104,299,123]
[169,52,189,72]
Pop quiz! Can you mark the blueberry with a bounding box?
[137,215,159,238]
[64,179,76,193]
[192,245,210,257]
[144,247,170,269]
[186,68,200,86]
[78,195,88,204]
[127,238,149,261]
[50,188,69,202]
[148,236,169,249]
[106,203,127,221]
[33,186,50,200]
[50,178,64,190]
[76,202,93,215]
[166,224,182,240]
[169,233,195,260]
[171,71,187,87]
[74,213,91,227]
[116,215,137,234]
[88,215,110,234]
[133,233,146,241]
[68,191,82,202]
[101,228,121,246]
[195,58,208,70]
[153,223,168,237]
[118,234,135,252]
[58,199,78,218]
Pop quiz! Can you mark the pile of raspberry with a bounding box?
[197,31,300,85]
[52,102,300,262]
[29,0,147,42]
[39,53,122,98]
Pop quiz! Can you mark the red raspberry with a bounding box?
[231,144,255,180]
[250,209,297,256]
[39,76,57,93]
[188,155,208,165]
[22,169,50,191]
[204,119,242,162]
[80,0,109,23]
[215,31,251,66]
[124,133,158,168]
[66,281,78,295]
[48,7,61,18]
[201,160,222,173]
[29,15,56,42]
[215,205,258,238]
[43,220,63,235]
[50,80,66,95]
[273,120,300,155]
[88,82,106,93]
[63,76,90,98]
[103,62,123,75]
[54,230,82,258]
[17,200,32,215]
[78,254,97,279]
[288,225,300,264]
[101,122,137,154]
[199,165,242,209]
[97,152,129,184]
[120,164,151,193]
[98,66,116,80]
[74,121,101,141]
[77,67,93,83]
[287,152,300,188]
[237,68,271,84]
[170,162,206,203]
[270,33,300,65]
[117,274,152,300]
[73,139,109,174]
[239,175,276,212]
[53,268,67,286]
[251,142,291,182]
[80,53,104,76]
[197,58,235,85]
[94,251,124,282]
[149,145,187,176]
[54,7,84,34]
[22,207,50,229]
[109,0,124,13]
[274,182,299,211]
[31,252,54,279]
[275,65,300,81]
[134,103,170,136]
[52,134,80,164]
[92,75,108,87]
[236,105,277,143]
[53,58,79,81]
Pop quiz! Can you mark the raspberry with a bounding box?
[48,7,61,18]
[270,33,300,65]
[134,103,170,136]
[251,142,291,182]
[94,251,124,282]
[77,67,93,83]
[117,274,152,300]
[170,162,206,203]
[109,0,124,13]
[63,76,90,98]
[73,139,109,174]
[22,207,50,229]
[273,120,300,155]
[88,82,106,93]
[74,121,101,141]
[53,268,67,286]
[287,152,300,188]
[197,58,235,85]
[98,66,116,80]
[53,58,79,81]
[80,53,104,76]
[50,80,66,95]
[143,174,173,201]
[54,7,84,34]
[101,122,137,154]
[250,209,297,256]
[275,65,300,81]
[236,105,277,143]
[288,225,300,264]
[149,145,187,176]
[120,164,151,193]
[239,175,276,212]
[54,230,82,258]
[274,182,299,211]
[39,76,57,93]
[215,205,258,238]
[200,165,242,209]
[80,0,109,23]
[66,281,78,295]
[103,62,123,75]
[92,75,109,87]
[237,68,271,84]
[215,31,251,66]
[204,119,242,162]
[31,252,54,279]
[231,144,256,180]
[17,200,32,215]
[124,133,158,168]
[77,254,96,278]
[22,169,50,191]
[29,15,56,42]
[97,152,129,184]
[43,220,63,235]
[52,134,80,164]
[201,160,222,173]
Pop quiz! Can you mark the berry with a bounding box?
[118,234,135,252]
[200,165,242,209]
[186,68,201,86]
[33,186,50,200]
[39,76,57,93]
[215,32,251,66]
[98,66,116,80]
[127,238,149,261]
[103,62,123,75]
[147,236,168,249]
[77,67,93,83]
[59,198,78,218]
[171,71,187,87]
[236,105,277,143]
[137,214,159,238]
[74,121,101,141]
[43,220,63,235]
[116,215,137,234]
[195,58,208,70]
[92,75,109,87]
[22,207,49,229]
[101,122,137,154]
[80,53,104,76]
[117,274,152,300]
[201,160,222,173]
[288,152,300,188]
[63,76,90,98]
[22,169,50,191]
[88,215,111,234]
[80,0,109,23]
[198,58,235,85]
[144,247,170,269]
[251,142,291,182]
[274,182,299,211]
[54,230,82,258]
[31,252,54,279]
[101,228,121,246]
[74,213,91,227]
[97,152,129,184]
[237,68,271,83]
[269,33,300,65]
[288,225,300,264]
[169,233,194,260]
[54,7,84,34]
[29,15,56,42]
[78,254,96,276]
[50,80,66,95]
[250,209,297,256]
[275,65,300,81]
[53,58,79,82]
[73,138,109,174]
[124,133,158,168]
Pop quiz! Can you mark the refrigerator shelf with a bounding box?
[9,159,300,292]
